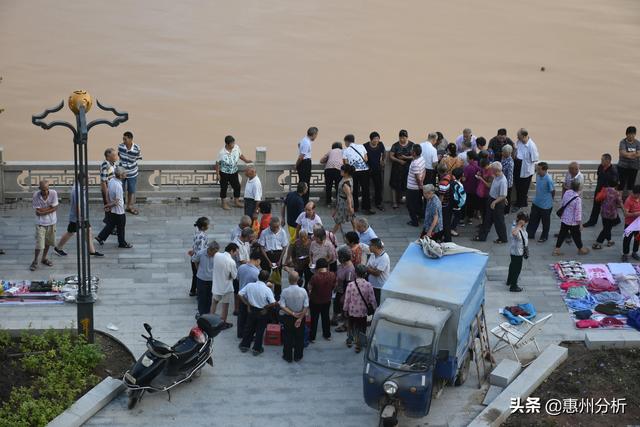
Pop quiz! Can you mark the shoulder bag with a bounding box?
[518,230,529,259]
[354,278,375,316]
[555,195,579,218]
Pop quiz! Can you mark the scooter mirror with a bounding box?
[143,323,152,335]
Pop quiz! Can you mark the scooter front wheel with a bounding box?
[127,390,143,410]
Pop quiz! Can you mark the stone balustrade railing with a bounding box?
[0,146,600,203]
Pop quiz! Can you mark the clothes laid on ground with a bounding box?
[608,263,637,276]
[500,303,536,325]
[554,261,588,281]
[582,264,615,284]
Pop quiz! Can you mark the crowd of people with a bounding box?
[23,124,640,359]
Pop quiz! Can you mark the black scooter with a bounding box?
[123,314,224,409]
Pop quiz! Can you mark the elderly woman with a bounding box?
[332,164,356,235]
[440,143,464,175]
[343,264,377,353]
[216,135,251,210]
[421,184,443,240]
[553,180,589,256]
[309,225,337,268]
[320,142,344,207]
[286,230,312,287]
[501,144,514,214]
[333,246,355,331]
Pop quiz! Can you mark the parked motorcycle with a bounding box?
[123,314,224,409]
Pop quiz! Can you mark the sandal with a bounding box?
[29,262,37,271]
[493,239,507,244]
[126,208,139,215]
[335,325,347,333]
[552,249,563,256]
[607,241,615,247]
[472,236,484,242]
[118,243,134,249]
[592,243,602,250]
[41,259,53,267]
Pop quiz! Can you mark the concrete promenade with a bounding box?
[0,199,638,427]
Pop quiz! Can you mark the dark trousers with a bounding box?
[596,218,617,244]
[353,169,371,211]
[97,212,126,246]
[515,174,533,208]
[370,168,384,207]
[333,292,344,317]
[585,186,602,225]
[282,314,304,361]
[479,199,508,241]
[220,171,241,199]
[406,189,422,225]
[310,302,331,340]
[324,168,341,205]
[296,267,313,289]
[451,209,462,230]
[424,169,436,186]
[297,159,312,203]
[348,316,367,348]
[373,288,381,306]
[507,255,523,288]
[617,167,638,192]
[244,198,256,218]
[196,278,213,316]
[555,223,583,249]
[240,306,269,351]
[237,300,248,338]
[442,204,453,242]
[465,193,478,221]
[527,203,552,240]
[623,231,640,255]
[190,262,198,294]
[478,197,489,225]
[505,187,513,215]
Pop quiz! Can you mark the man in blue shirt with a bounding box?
[192,240,219,317]
[236,251,262,338]
[526,162,555,242]
[355,217,378,245]
[281,182,308,243]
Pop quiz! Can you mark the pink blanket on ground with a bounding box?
[582,264,615,284]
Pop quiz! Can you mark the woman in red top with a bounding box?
[622,185,640,261]
[307,258,336,342]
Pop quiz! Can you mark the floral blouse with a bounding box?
[343,278,377,318]
[192,229,208,254]
[218,145,242,174]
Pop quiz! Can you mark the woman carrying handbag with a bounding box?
[507,212,530,292]
[343,265,377,353]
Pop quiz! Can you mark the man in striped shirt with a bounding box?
[406,144,426,226]
[118,131,142,215]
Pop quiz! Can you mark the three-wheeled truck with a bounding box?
[363,242,489,426]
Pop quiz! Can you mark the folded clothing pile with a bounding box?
[554,261,588,281]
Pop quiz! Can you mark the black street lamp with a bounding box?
[32,91,128,343]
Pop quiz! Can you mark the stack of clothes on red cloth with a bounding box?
[552,261,640,329]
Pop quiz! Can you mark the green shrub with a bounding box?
[0,329,104,427]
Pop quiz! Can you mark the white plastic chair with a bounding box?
[490,314,553,365]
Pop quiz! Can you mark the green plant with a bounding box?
[0,328,11,349]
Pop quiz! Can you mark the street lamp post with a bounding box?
[32,91,128,343]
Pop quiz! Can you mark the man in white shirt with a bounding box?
[211,243,239,329]
[296,127,318,204]
[96,167,132,249]
[295,201,322,237]
[563,162,584,195]
[355,217,378,245]
[238,270,279,356]
[243,166,262,219]
[257,216,289,297]
[343,134,375,215]
[232,227,254,315]
[406,144,426,226]
[420,133,439,185]
[513,128,539,210]
[455,128,477,152]
[366,238,390,305]
[279,270,309,362]
[30,180,59,271]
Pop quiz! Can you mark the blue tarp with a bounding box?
[381,243,488,362]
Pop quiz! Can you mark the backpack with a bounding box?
[452,180,466,210]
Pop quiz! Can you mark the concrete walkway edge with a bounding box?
[47,377,124,427]
[468,344,568,427]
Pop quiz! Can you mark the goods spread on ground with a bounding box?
[551,261,640,330]
[0,276,99,305]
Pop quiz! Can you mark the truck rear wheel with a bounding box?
[454,350,472,386]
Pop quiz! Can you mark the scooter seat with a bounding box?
[172,336,201,359]
[148,339,174,356]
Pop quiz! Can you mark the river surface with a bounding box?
[1,0,640,162]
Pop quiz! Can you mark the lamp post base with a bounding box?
[76,298,95,343]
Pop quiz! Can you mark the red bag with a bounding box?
[594,187,607,203]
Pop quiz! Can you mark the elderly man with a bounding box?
[585,153,619,227]
[212,243,239,330]
[501,145,515,214]
[421,184,443,240]
[192,240,219,317]
[236,250,262,338]
[355,217,378,246]
[367,238,390,305]
[295,201,322,238]
[232,227,254,315]
[118,131,142,215]
[238,270,279,356]
[406,144,426,226]
[617,126,640,196]
[279,269,309,362]
[475,162,509,243]
[296,127,318,204]
[513,128,539,211]
[562,162,584,195]
[282,182,308,243]
[343,134,375,215]
[257,216,289,297]
[420,132,439,185]
[96,167,132,248]
[230,215,252,242]
[100,147,118,233]
[30,180,59,271]
[243,166,262,219]
[455,128,477,152]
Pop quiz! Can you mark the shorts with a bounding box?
[67,221,90,233]
[123,176,137,194]
[35,224,56,250]
[212,291,233,304]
